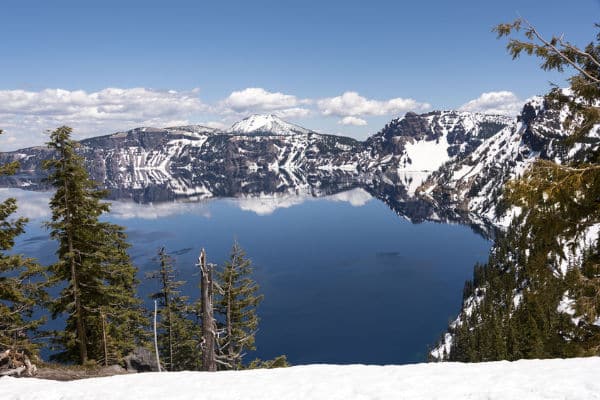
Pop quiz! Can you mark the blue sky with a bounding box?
[1,0,599,149]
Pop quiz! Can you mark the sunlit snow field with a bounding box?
[2,357,599,400]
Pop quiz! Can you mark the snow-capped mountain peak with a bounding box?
[228,114,313,136]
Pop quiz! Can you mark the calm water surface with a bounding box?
[5,188,491,365]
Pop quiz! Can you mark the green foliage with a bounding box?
[147,247,201,371]
[447,216,600,361]
[442,20,600,362]
[44,126,147,365]
[0,130,46,355]
[215,242,264,370]
[494,18,600,86]
[247,355,290,369]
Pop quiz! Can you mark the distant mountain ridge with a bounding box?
[7,102,590,232]
[0,111,511,192]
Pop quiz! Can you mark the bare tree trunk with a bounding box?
[226,271,234,369]
[154,300,162,372]
[167,308,173,371]
[159,251,174,371]
[101,311,108,366]
[199,248,217,372]
[0,349,10,363]
[0,366,25,377]
[0,350,37,376]
[70,250,87,364]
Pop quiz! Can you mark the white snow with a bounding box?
[402,136,450,172]
[228,114,312,136]
[556,223,600,276]
[429,332,453,360]
[397,171,430,195]
[3,358,600,400]
[512,291,523,309]
[558,291,582,326]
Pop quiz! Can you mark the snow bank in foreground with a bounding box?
[2,357,600,400]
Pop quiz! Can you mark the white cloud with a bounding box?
[222,88,309,112]
[326,188,372,207]
[0,88,208,149]
[232,195,308,216]
[273,107,312,119]
[203,121,229,130]
[317,91,430,118]
[216,88,312,123]
[231,188,372,215]
[110,200,212,220]
[0,188,51,219]
[0,86,437,150]
[459,91,524,116]
[0,187,215,220]
[338,116,367,126]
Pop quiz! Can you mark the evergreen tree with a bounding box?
[440,20,600,362]
[497,18,600,356]
[43,126,146,364]
[147,247,201,371]
[0,129,45,356]
[247,355,290,369]
[215,242,263,370]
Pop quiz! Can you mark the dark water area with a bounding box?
[4,188,491,365]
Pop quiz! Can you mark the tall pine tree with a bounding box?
[0,129,45,356]
[215,242,263,370]
[44,126,146,365]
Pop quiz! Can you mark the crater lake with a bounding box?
[3,187,491,365]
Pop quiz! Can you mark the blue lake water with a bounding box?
[4,188,491,365]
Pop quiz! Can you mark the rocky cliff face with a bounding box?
[365,111,512,171]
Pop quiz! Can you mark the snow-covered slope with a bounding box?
[228,114,313,135]
[365,111,512,173]
[429,91,600,362]
[421,93,600,228]
[2,357,599,400]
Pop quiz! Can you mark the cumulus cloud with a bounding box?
[459,91,525,116]
[0,86,436,150]
[338,116,367,126]
[217,88,312,121]
[273,107,312,119]
[222,87,310,112]
[317,91,430,118]
[0,88,208,149]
